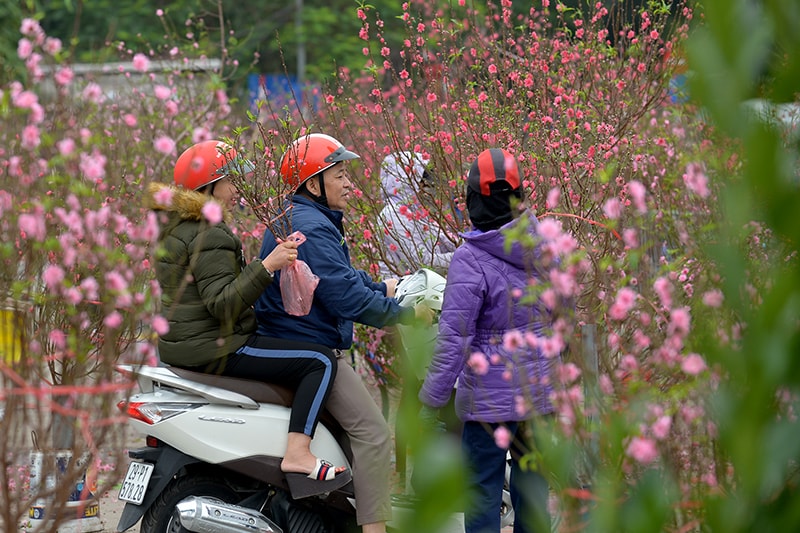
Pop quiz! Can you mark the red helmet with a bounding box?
[280,133,359,192]
[173,140,253,191]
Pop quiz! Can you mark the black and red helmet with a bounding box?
[466,148,521,196]
[466,148,522,231]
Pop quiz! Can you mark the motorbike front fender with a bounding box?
[116,444,199,532]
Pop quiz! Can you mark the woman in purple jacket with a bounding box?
[419,148,559,533]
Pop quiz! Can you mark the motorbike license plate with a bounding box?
[118,461,154,505]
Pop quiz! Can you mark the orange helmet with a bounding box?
[280,133,359,192]
[173,140,253,191]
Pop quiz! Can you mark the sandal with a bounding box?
[284,458,352,499]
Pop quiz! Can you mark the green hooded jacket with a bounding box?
[148,183,273,367]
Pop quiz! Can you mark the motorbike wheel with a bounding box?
[140,474,238,533]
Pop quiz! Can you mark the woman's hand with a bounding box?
[262,241,299,273]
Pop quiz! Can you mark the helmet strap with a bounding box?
[299,174,329,208]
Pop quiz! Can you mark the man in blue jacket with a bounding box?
[255,133,430,533]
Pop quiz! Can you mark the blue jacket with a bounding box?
[419,213,558,422]
[255,195,415,349]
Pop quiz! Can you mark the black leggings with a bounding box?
[221,336,337,437]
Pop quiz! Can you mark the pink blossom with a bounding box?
[651,415,672,440]
[25,53,43,79]
[599,374,614,395]
[202,201,223,225]
[701,471,718,488]
[633,329,651,351]
[17,38,33,59]
[549,269,576,296]
[55,67,74,86]
[681,353,707,375]
[154,85,172,100]
[12,90,38,109]
[541,288,557,310]
[468,351,489,375]
[64,287,82,305]
[154,187,174,207]
[626,436,658,464]
[609,287,637,320]
[82,82,105,104]
[493,426,511,450]
[557,362,581,384]
[105,272,128,294]
[43,265,65,289]
[702,289,724,307]
[21,124,41,150]
[683,162,710,198]
[553,233,578,256]
[123,113,137,127]
[620,354,638,372]
[80,152,107,181]
[602,198,622,219]
[80,277,99,300]
[623,228,639,248]
[628,180,647,214]
[192,127,212,143]
[132,53,151,72]
[18,213,46,240]
[540,335,565,358]
[426,92,438,102]
[503,329,524,352]
[154,136,176,155]
[152,315,170,335]
[514,395,529,417]
[104,311,124,329]
[653,277,673,309]
[57,138,76,156]
[56,208,83,237]
[546,187,560,209]
[20,18,42,38]
[49,329,67,349]
[43,37,62,56]
[668,307,691,336]
[165,100,179,116]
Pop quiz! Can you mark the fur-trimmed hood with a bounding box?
[146,182,230,223]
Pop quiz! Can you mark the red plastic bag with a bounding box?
[280,231,320,316]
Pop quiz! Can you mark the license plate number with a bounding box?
[118,461,154,505]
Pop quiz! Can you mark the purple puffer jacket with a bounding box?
[419,212,558,422]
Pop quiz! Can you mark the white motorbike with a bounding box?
[114,269,513,533]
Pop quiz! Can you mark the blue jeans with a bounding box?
[462,421,550,533]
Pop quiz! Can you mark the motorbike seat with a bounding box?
[170,366,295,407]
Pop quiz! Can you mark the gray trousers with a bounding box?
[325,352,393,525]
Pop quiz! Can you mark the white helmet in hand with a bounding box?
[395,268,446,381]
[395,268,446,311]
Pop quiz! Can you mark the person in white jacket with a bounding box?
[378,151,457,277]
[377,151,460,489]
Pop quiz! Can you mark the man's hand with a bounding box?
[414,303,434,326]
[384,278,399,297]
